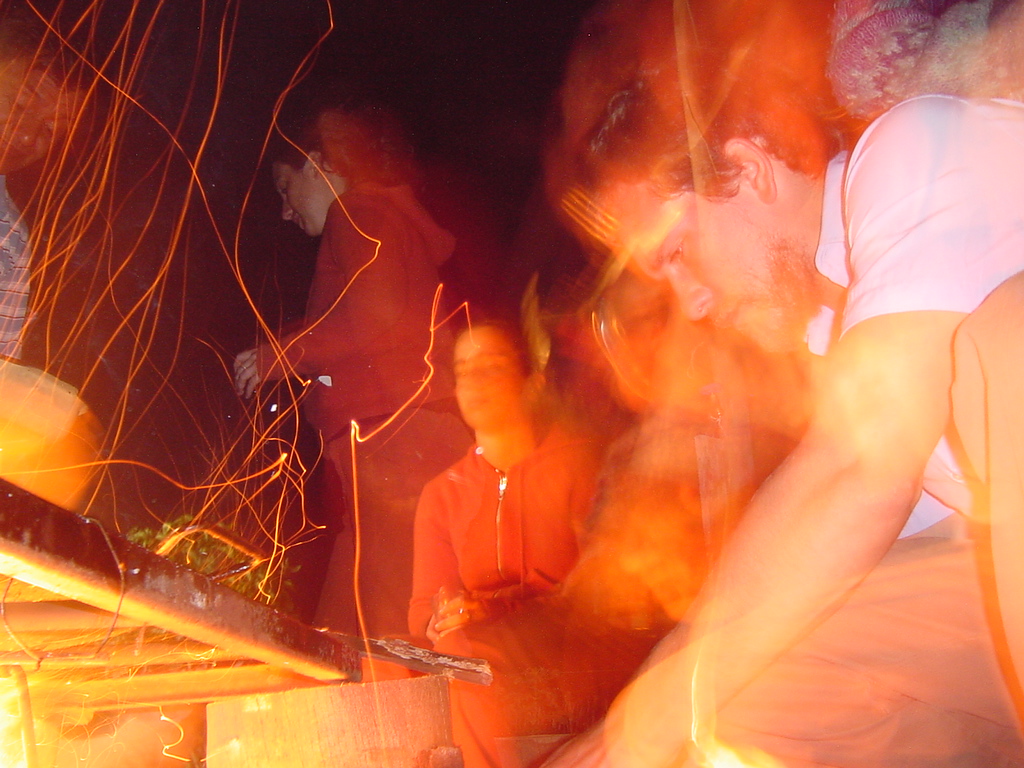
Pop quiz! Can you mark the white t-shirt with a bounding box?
[812,95,1024,535]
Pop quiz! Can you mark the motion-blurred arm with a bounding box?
[549,309,963,768]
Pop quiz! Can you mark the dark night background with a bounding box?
[10,0,605,609]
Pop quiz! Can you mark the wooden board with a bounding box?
[207,675,462,768]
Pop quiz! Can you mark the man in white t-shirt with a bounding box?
[545,0,1024,765]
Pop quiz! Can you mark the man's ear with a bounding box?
[304,150,326,175]
[722,137,777,204]
[319,153,340,175]
[306,150,348,191]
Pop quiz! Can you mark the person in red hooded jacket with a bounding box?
[234,104,470,636]
[409,318,601,768]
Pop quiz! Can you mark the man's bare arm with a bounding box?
[549,310,966,768]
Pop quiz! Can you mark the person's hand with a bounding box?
[233,348,261,399]
[426,589,488,643]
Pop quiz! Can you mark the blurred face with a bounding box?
[601,179,820,354]
[454,326,530,433]
[0,60,74,174]
[272,159,337,237]
[595,269,712,412]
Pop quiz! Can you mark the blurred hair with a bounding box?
[0,2,73,86]
[550,0,847,213]
[274,103,417,187]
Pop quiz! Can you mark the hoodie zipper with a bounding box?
[495,469,509,580]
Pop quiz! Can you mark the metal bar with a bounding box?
[27,663,335,712]
[0,481,360,683]
[0,637,244,667]
[345,636,493,685]
[0,600,144,632]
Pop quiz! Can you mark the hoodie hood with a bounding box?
[355,182,456,266]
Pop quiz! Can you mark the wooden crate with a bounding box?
[206,675,460,768]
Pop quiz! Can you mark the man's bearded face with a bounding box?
[599,178,819,355]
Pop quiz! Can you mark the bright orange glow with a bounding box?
[0,682,28,768]
[157,707,190,763]
[688,653,785,768]
[698,740,785,768]
[3,0,348,612]
[0,12,349,763]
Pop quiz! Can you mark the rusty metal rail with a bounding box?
[0,479,360,707]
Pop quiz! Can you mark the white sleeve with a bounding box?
[842,95,1024,333]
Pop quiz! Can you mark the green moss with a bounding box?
[127,513,297,611]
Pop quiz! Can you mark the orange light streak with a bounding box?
[0,0,468,760]
[157,706,189,763]
[346,284,465,682]
[0,0,342,623]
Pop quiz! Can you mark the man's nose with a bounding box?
[663,261,713,321]
[281,201,295,221]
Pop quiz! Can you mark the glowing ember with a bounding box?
[698,741,785,768]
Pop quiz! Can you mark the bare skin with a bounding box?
[547,308,964,768]
[546,137,967,767]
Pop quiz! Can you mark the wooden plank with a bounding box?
[207,675,461,768]
[28,663,332,713]
[0,480,360,683]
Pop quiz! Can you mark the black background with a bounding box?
[13,0,602,551]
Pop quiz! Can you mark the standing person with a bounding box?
[410,319,599,640]
[544,0,1024,765]
[410,318,601,768]
[0,3,78,360]
[234,104,470,637]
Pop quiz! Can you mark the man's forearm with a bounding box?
[603,622,696,768]
[569,314,961,767]
[582,454,915,768]
[689,313,960,712]
[686,437,917,712]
